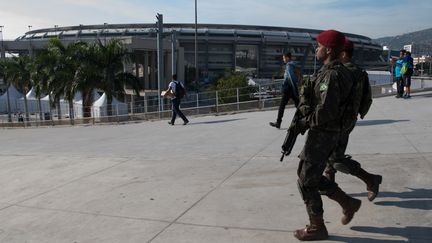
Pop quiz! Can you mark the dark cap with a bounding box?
[316,30,346,48]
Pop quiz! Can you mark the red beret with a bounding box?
[343,38,354,51]
[316,30,345,48]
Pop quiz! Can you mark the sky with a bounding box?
[1,0,431,40]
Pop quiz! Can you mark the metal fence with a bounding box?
[1,77,432,128]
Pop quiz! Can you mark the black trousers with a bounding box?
[171,98,188,124]
[276,87,299,124]
[396,77,404,97]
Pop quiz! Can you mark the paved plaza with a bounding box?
[0,91,431,243]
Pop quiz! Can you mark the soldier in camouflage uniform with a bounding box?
[294,30,361,241]
[324,38,382,201]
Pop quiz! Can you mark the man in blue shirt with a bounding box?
[269,52,300,129]
[394,50,405,98]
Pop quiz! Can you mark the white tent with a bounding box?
[0,85,24,113]
[18,87,42,113]
[71,90,101,118]
[73,90,101,104]
[92,93,128,118]
[41,94,52,112]
[39,91,102,119]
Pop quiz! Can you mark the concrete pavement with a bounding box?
[0,91,431,242]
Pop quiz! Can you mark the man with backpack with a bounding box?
[402,51,414,98]
[269,52,300,129]
[165,74,189,125]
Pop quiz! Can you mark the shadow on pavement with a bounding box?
[188,118,246,125]
[412,93,432,98]
[374,200,432,210]
[350,188,432,210]
[356,119,410,126]
[329,235,406,243]
[349,226,432,243]
[351,188,432,199]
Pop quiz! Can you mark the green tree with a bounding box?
[47,38,87,124]
[95,39,141,117]
[31,50,54,120]
[216,70,256,104]
[74,42,103,118]
[7,55,32,121]
[0,59,13,122]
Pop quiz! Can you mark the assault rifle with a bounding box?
[280,110,306,162]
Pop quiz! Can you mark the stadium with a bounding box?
[2,23,385,93]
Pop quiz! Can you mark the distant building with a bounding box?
[1,23,385,94]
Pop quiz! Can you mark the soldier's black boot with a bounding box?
[353,168,382,201]
[294,215,328,241]
[327,188,361,225]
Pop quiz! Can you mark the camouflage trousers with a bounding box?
[297,128,340,216]
[326,123,361,175]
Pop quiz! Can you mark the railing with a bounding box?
[1,77,432,128]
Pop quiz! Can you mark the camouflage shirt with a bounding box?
[341,62,372,131]
[298,60,354,132]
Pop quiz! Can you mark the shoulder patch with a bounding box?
[320,83,328,92]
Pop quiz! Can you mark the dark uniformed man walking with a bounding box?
[269,52,300,129]
[294,30,361,241]
[324,38,382,201]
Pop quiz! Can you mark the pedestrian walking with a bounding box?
[164,74,189,125]
[269,52,300,129]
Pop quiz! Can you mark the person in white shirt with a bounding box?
[164,74,189,125]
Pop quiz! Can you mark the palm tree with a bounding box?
[95,39,142,118]
[74,42,103,118]
[47,38,87,124]
[0,59,13,122]
[7,55,32,121]
[31,50,52,121]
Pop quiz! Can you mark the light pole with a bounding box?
[28,25,33,56]
[0,25,4,59]
[79,24,83,40]
[194,0,198,92]
[0,25,11,122]
[156,14,164,113]
[103,22,108,44]
[54,25,58,37]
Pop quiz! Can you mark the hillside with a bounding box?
[374,28,432,55]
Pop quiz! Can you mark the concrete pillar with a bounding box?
[205,40,209,79]
[0,45,5,59]
[165,51,171,89]
[144,51,149,90]
[232,43,237,70]
[177,47,185,82]
[150,51,156,90]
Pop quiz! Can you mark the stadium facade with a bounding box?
[1,23,385,94]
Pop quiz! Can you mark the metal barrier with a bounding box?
[1,78,432,128]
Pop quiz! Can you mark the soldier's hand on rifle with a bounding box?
[294,118,309,135]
